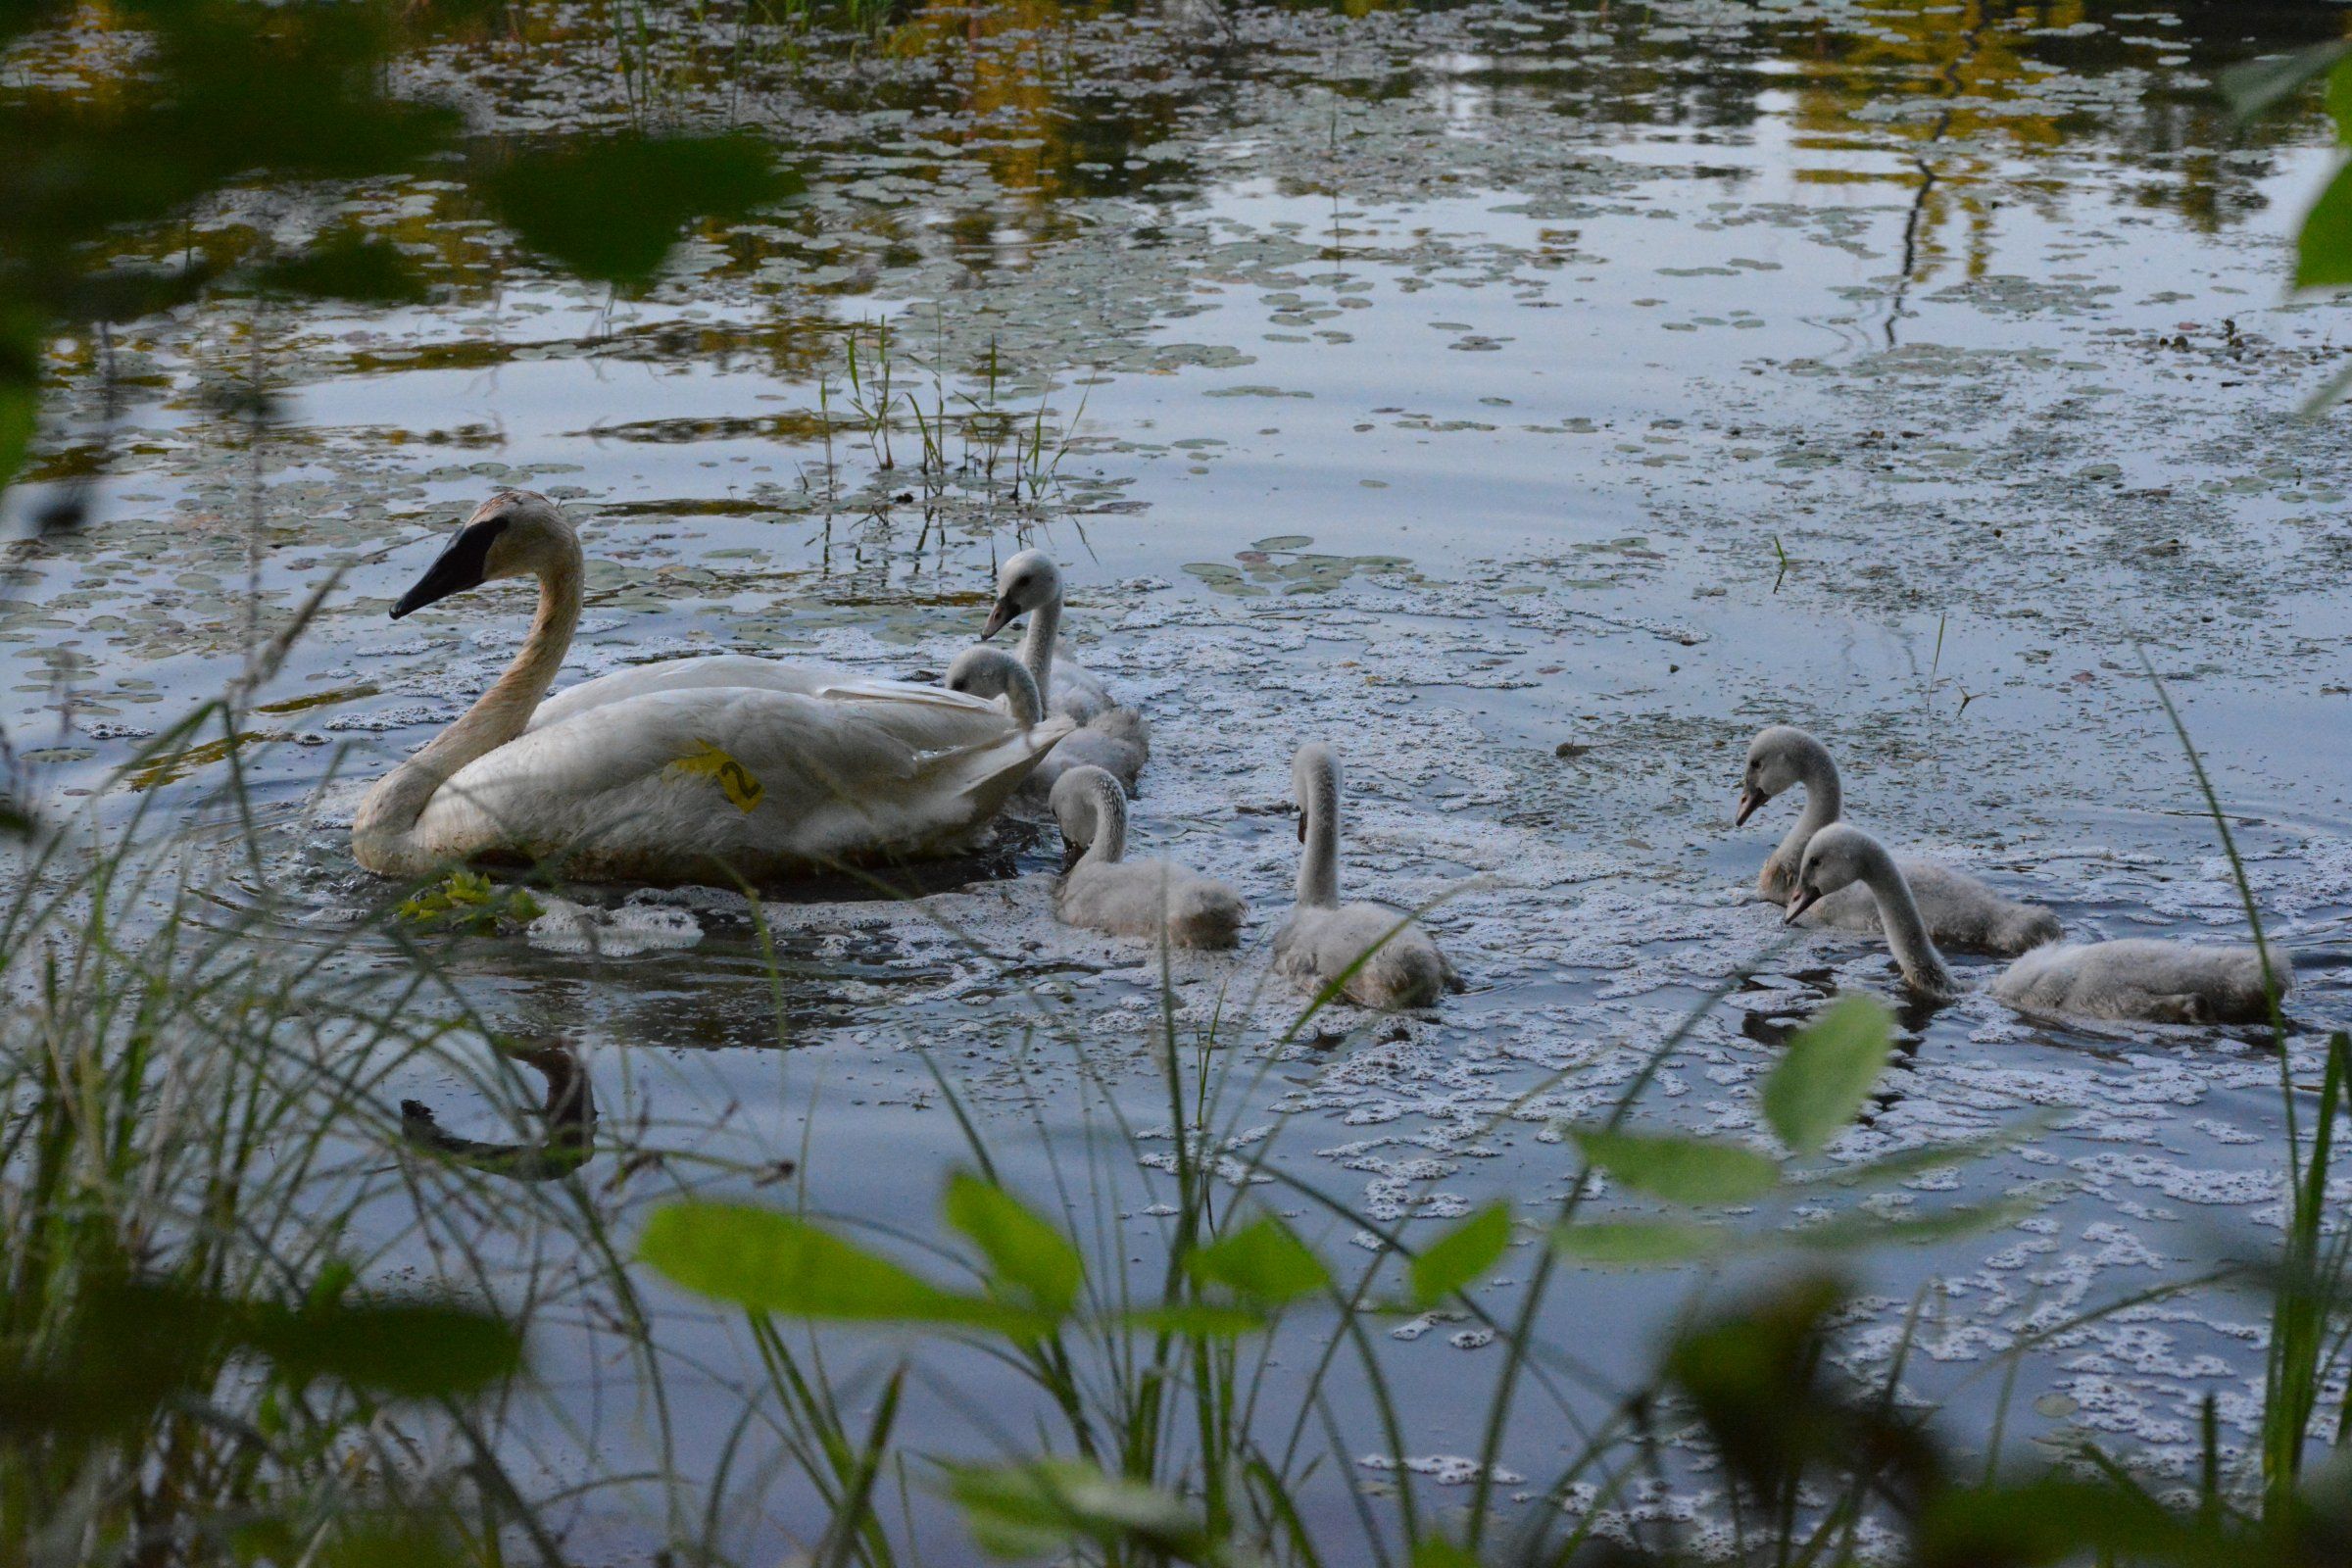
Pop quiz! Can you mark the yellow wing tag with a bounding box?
[670,740,764,813]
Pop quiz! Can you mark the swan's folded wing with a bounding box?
[528,657,1004,737]
[529,656,841,733]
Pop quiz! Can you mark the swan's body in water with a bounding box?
[1048,765,1246,949]
[352,492,1070,884]
[944,647,1148,797]
[1738,725,2060,956]
[1272,743,1462,1009]
[1790,824,2288,1025]
[981,550,1116,724]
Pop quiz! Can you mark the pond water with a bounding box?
[10,0,2352,1556]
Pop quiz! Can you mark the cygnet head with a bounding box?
[1787,821,1882,925]
[943,645,1040,726]
[1049,764,1122,872]
[391,490,576,618]
[981,549,1063,640]
[1737,724,1822,826]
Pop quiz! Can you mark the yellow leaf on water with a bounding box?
[669,740,764,813]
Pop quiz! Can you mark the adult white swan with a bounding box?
[352,491,1071,884]
[1273,743,1462,1009]
[1737,724,2060,956]
[1788,824,2289,1025]
[980,550,1117,724]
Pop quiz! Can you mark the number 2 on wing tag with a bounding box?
[669,740,764,813]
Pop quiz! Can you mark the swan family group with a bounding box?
[355,491,2290,1027]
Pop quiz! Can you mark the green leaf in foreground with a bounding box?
[1551,1219,1729,1266]
[1410,1537,1480,1568]
[316,1521,472,1568]
[1410,1202,1512,1305]
[640,1201,1037,1332]
[948,1459,1219,1563]
[2327,57,2352,144]
[237,1298,521,1397]
[944,1173,1083,1318]
[480,134,797,284]
[1916,1477,2209,1562]
[1551,1200,2025,1271]
[1120,1304,1268,1338]
[1,1281,522,1437]
[1790,1114,2057,1191]
[1574,1129,1782,1204]
[2300,159,2352,290]
[1787,1200,2032,1252]
[2217,40,2352,125]
[1186,1214,1330,1306]
[1762,995,1892,1155]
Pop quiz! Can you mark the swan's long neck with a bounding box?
[1017,594,1060,705]
[1858,841,1956,1000]
[352,551,582,876]
[1298,754,1341,908]
[1773,739,1843,880]
[1077,771,1127,867]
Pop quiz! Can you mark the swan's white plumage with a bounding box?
[1271,742,1460,1009]
[354,492,1067,884]
[1049,766,1246,949]
[1740,724,2059,956]
[946,645,1149,797]
[529,655,997,741]
[1793,824,2288,1025]
[416,685,1067,883]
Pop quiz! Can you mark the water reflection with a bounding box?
[19,0,2342,419]
[400,1036,599,1182]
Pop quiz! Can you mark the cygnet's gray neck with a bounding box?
[1298,760,1341,908]
[1859,840,1956,1000]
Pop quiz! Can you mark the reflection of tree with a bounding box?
[883,0,1203,265]
[402,1036,597,1182]
[1778,0,2352,282]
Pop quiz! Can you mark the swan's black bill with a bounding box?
[1784,886,1822,925]
[1735,785,1769,827]
[391,515,508,618]
[1296,808,1306,845]
[980,594,1020,640]
[1059,836,1085,874]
